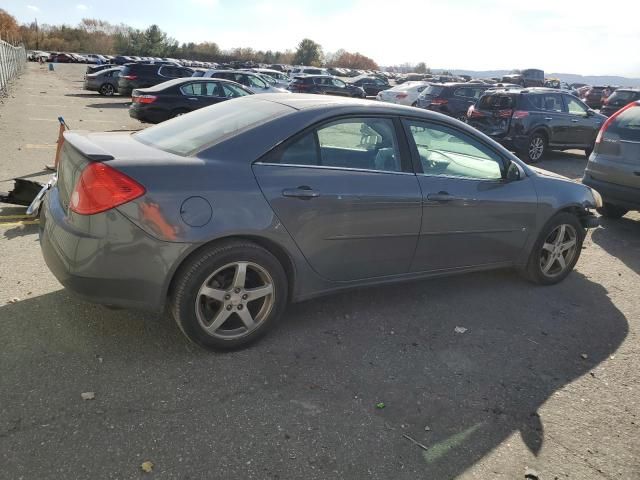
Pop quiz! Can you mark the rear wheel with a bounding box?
[597,203,628,219]
[522,212,585,285]
[99,83,115,96]
[522,133,547,163]
[456,113,468,122]
[170,240,288,351]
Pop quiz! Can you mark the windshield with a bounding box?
[608,91,637,105]
[135,98,291,156]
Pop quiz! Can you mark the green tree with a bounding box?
[293,38,323,66]
[415,62,429,74]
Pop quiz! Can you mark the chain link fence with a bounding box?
[0,38,27,97]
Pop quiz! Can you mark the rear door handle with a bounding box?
[282,186,320,199]
[544,117,553,121]
[426,192,460,202]
[571,119,579,123]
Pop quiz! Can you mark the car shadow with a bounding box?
[85,102,130,109]
[0,269,627,478]
[536,150,587,179]
[64,93,105,98]
[591,216,640,275]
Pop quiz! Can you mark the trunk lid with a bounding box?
[468,93,518,136]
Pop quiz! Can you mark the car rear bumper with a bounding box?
[128,105,165,124]
[582,174,640,210]
[40,187,190,311]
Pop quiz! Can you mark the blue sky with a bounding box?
[4,0,640,77]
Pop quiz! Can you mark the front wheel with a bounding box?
[521,213,585,285]
[170,240,288,351]
[99,83,115,96]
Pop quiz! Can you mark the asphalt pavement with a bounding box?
[1,63,638,480]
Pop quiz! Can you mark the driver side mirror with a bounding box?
[586,109,596,117]
[506,161,524,181]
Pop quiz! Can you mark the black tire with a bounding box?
[411,102,418,107]
[170,240,288,351]
[520,132,547,163]
[597,203,628,219]
[521,212,585,285]
[584,147,593,158]
[99,83,115,96]
[456,113,468,123]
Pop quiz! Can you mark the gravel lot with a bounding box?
[1,63,638,480]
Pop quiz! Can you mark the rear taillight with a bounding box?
[430,97,448,105]
[122,74,137,80]
[512,110,529,119]
[595,101,638,144]
[132,94,157,104]
[396,93,408,99]
[70,163,145,215]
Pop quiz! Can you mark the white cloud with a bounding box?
[191,0,218,7]
[76,4,88,10]
[26,5,40,11]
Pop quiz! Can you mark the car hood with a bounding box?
[528,165,574,182]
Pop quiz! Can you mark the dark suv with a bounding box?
[416,83,491,121]
[582,86,608,109]
[583,101,640,219]
[468,88,606,163]
[118,63,193,96]
[600,88,640,117]
[288,75,365,97]
[348,75,390,96]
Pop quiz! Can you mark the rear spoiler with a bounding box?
[62,131,115,161]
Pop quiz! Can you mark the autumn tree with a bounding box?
[326,50,379,70]
[0,9,20,43]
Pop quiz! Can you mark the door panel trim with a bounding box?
[254,161,416,176]
[326,232,418,240]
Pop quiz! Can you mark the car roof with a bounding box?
[139,77,249,91]
[254,93,429,114]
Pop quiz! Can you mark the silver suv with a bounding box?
[583,100,640,219]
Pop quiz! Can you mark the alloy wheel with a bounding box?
[529,136,545,161]
[100,84,114,95]
[539,224,577,278]
[195,262,275,340]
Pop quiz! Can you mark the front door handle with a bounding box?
[426,192,460,202]
[187,97,198,101]
[571,119,579,123]
[544,117,553,121]
[282,186,320,199]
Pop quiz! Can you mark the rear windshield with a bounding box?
[422,85,444,96]
[608,90,639,104]
[134,99,292,156]
[478,94,515,109]
[608,105,640,141]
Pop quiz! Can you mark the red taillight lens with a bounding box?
[430,97,448,105]
[595,101,638,144]
[512,110,529,119]
[132,94,157,104]
[396,93,408,99]
[122,74,137,80]
[70,163,145,215]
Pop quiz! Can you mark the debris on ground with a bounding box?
[524,467,540,479]
[141,461,154,473]
[581,353,589,360]
[424,425,431,431]
[8,298,20,304]
[402,433,429,451]
[375,402,386,409]
[454,326,468,334]
[81,392,95,401]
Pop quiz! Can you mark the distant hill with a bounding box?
[431,69,640,87]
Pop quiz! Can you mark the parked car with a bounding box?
[376,81,430,106]
[289,66,327,76]
[86,63,117,76]
[583,101,640,219]
[35,94,600,350]
[48,53,75,63]
[501,69,545,88]
[468,88,606,163]
[118,63,194,96]
[581,86,608,109]
[201,70,288,94]
[600,88,640,117]
[84,67,122,96]
[85,54,107,64]
[288,75,365,97]
[349,75,390,96]
[129,78,253,123]
[250,68,291,88]
[112,55,136,65]
[417,83,491,121]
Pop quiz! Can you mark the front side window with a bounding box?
[265,117,403,173]
[406,120,504,180]
[247,75,267,89]
[332,78,346,88]
[565,96,588,115]
[222,83,250,98]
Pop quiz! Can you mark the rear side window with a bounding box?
[608,105,640,141]
[422,85,444,96]
[608,90,639,105]
[134,99,291,156]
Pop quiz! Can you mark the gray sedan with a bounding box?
[37,95,602,350]
[84,67,122,96]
